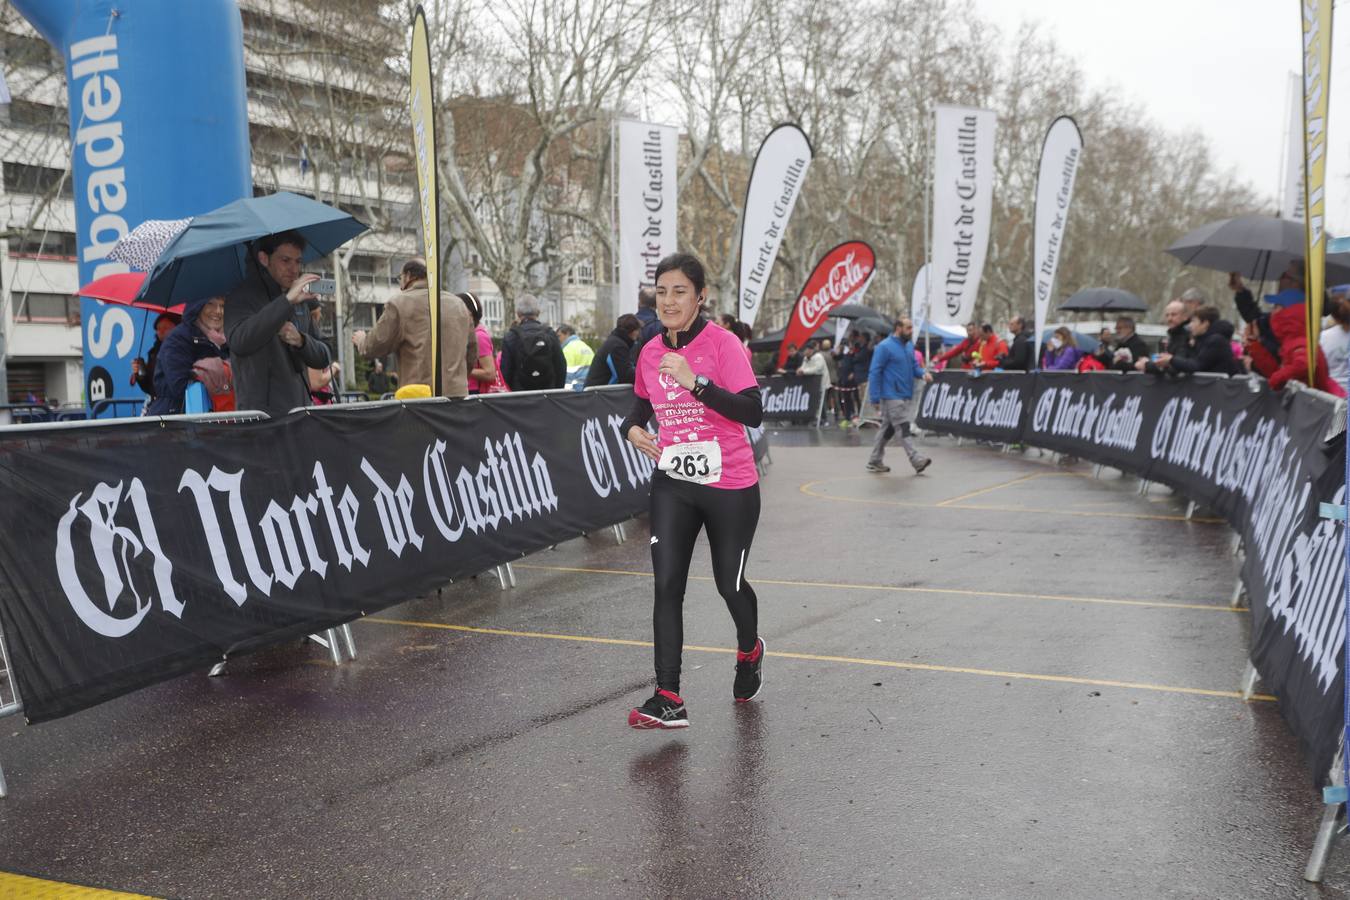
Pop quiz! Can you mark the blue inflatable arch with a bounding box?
[12,0,253,414]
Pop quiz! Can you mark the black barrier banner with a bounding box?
[914,371,1027,443]
[918,370,1346,782]
[0,389,656,723]
[758,373,826,424]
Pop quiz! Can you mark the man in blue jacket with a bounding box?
[867,317,933,474]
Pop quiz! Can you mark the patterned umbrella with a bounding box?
[108,217,192,271]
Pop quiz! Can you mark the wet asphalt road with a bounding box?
[0,428,1348,898]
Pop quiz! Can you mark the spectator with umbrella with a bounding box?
[148,296,232,415]
[224,230,331,415]
[135,192,366,416]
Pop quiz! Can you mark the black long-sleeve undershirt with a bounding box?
[621,384,763,438]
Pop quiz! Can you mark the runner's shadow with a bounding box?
[628,740,691,883]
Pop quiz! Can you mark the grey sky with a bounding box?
[971,0,1350,233]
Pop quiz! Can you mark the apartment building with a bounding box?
[0,2,603,406]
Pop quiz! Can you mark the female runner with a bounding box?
[623,253,765,729]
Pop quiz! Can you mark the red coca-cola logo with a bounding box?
[796,252,872,329]
[777,241,877,369]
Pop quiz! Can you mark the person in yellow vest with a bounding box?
[557,323,595,390]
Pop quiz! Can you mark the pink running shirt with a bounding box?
[634,321,760,489]
[469,324,495,393]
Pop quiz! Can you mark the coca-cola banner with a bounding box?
[0,389,657,723]
[918,370,1346,782]
[758,373,827,424]
[738,123,813,328]
[1032,116,1083,365]
[616,119,678,319]
[777,241,875,368]
[929,105,996,327]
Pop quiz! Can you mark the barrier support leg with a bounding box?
[340,623,357,661]
[208,661,227,677]
[1231,578,1247,609]
[612,523,626,544]
[1138,479,1152,497]
[1306,747,1346,882]
[325,628,341,666]
[1240,659,1260,699]
[1231,532,1243,558]
[0,758,7,798]
[505,562,517,588]
[495,566,510,590]
[1185,500,1197,520]
[1092,463,1103,479]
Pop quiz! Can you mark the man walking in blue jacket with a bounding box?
[867,317,933,474]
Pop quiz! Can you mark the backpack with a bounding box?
[511,320,557,391]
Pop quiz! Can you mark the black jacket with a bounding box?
[585,328,636,387]
[501,318,566,390]
[1160,322,1191,357]
[1107,332,1150,373]
[998,329,1035,371]
[1167,329,1241,376]
[136,339,164,397]
[223,265,330,416]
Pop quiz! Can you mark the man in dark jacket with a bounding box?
[223,231,331,417]
[1150,306,1240,376]
[500,293,566,391]
[585,314,641,387]
[997,316,1035,371]
[629,286,662,367]
[1105,315,1150,373]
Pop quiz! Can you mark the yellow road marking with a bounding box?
[799,478,1224,524]
[0,871,154,898]
[936,472,1058,506]
[513,563,1246,615]
[363,617,1275,703]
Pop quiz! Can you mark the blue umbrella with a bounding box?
[135,192,367,306]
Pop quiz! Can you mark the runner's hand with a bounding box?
[658,353,696,391]
[287,273,320,305]
[627,426,660,462]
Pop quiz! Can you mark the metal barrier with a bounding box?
[0,388,644,794]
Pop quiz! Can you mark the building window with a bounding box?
[483,294,505,330]
[567,259,595,286]
[8,230,78,259]
[4,99,65,130]
[14,292,79,324]
[2,162,74,198]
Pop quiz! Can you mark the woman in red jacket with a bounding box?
[1245,299,1346,396]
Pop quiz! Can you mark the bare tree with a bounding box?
[415,0,663,321]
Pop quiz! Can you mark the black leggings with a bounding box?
[649,473,760,693]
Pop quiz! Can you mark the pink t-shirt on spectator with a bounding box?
[469,324,495,393]
[635,320,760,490]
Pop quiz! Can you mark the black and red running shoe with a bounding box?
[734,638,765,702]
[628,689,689,729]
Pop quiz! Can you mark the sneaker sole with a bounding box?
[735,639,766,703]
[628,709,689,729]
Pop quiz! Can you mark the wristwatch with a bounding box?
[693,375,711,398]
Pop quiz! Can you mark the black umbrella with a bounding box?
[1057,287,1147,313]
[827,304,888,321]
[747,322,837,353]
[1164,213,1350,283]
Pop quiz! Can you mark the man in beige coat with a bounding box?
[352,258,474,398]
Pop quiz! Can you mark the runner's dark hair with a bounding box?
[654,252,706,298]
